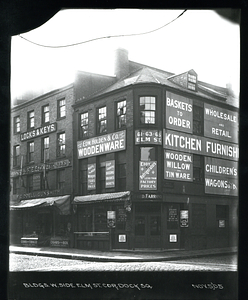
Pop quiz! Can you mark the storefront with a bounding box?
[72,191,132,250]
[10,195,72,247]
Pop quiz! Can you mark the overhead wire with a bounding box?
[18,10,187,48]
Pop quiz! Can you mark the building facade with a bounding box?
[72,49,239,251]
[10,48,239,251]
[10,85,75,247]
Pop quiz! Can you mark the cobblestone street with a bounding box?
[9,253,237,272]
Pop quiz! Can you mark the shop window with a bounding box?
[42,137,49,162]
[216,205,229,228]
[27,174,33,193]
[42,105,49,124]
[57,132,65,157]
[78,208,93,232]
[139,96,156,124]
[14,116,20,134]
[97,106,107,134]
[13,177,20,195]
[116,100,126,129]
[27,141,34,163]
[140,147,156,161]
[27,110,35,129]
[95,206,107,232]
[58,99,66,118]
[57,169,65,190]
[13,145,20,167]
[193,155,203,182]
[193,105,203,135]
[80,112,89,138]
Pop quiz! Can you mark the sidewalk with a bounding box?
[9,245,238,262]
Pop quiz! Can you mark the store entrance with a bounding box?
[134,203,161,249]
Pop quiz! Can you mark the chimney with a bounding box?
[114,48,129,80]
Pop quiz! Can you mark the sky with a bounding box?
[10,9,240,103]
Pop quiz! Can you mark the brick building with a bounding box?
[72,48,239,251]
[10,84,75,247]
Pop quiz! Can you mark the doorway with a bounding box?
[134,203,161,248]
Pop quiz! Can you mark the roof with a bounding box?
[73,191,131,204]
[86,66,232,105]
[10,195,71,215]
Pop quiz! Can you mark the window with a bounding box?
[27,141,34,163]
[58,99,66,118]
[13,145,20,166]
[97,106,107,134]
[27,174,33,193]
[57,169,65,190]
[117,151,126,191]
[80,112,89,138]
[193,155,203,182]
[193,105,203,135]
[57,132,65,156]
[14,116,20,134]
[97,155,106,193]
[28,111,34,129]
[95,206,107,232]
[42,137,49,161]
[42,105,49,123]
[139,96,156,124]
[140,147,156,161]
[13,177,20,195]
[116,100,126,129]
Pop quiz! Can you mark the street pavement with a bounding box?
[10,253,237,271]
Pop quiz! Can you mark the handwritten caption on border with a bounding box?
[23,283,153,290]
[192,283,223,290]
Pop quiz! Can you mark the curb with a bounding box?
[9,248,237,262]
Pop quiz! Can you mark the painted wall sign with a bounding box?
[33,174,41,191]
[169,234,177,242]
[119,234,126,242]
[166,92,193,133]
[204,103,239,143]
[180,210,189,227]
[77,130,126,159]
[87,163,96,190]
[136,193,162,199]
[20,123,57,141]
[105,160,115,188]
[139,161,157,190]
[205,157,238,196]
[17,189,61,200]
[135,130,162,145]
[164,150,193,181]
[163,129,239,161]
[11,159,71,177]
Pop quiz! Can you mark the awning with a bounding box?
[73,191,131,204]
[10,195,71,215]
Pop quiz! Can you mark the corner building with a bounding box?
[72,49,239,250]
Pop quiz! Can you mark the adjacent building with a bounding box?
[10,48,239,251]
